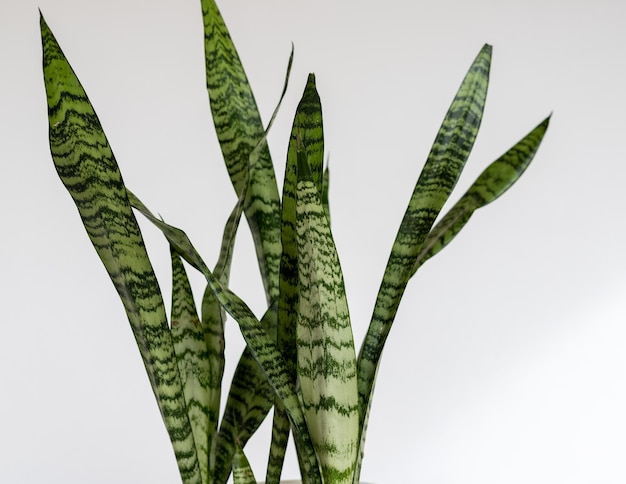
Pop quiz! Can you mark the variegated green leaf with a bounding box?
[127,192,322,484]
[206,52,293,484]
[265,402,291,484]
[40,15,200,483]
[414,115,551,271]
[201,0,281,302]
[270,74,325,481]
[322,162,331,223]
[357,44,492,436]
[296,151,358,484]
[213,305,276,484]
[232,445,257,484]
[170,248,222,484]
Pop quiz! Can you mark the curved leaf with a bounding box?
[201,0,282,302]
[127,192,322,484]
[357,44,492,435]
[414,115,551,271]
[40,15,200,483]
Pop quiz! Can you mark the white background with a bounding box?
[2,0,626,482]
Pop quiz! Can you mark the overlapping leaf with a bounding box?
[201,0,282,303]
[414,115,551,271]
[40,15,200,483]
[356,44,492,446]
[268,74,325,483]
[212,305,276,484]
[296,150,358,484]
[127,192,322,484]
[232,446,257,484]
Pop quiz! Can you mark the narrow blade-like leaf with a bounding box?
[128,192,322,484]
[213,305,277,484]
[322,162,331,223]
[41,15,200,482]
[232,445,257,484]
[264,402,291,484]
[271,73,325,480]
[414,115,551,271]
[357,44,492,433]
[296,151,359,484]
[201,0,282,302]
[171,249,221,484]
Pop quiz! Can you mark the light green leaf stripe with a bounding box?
[213,305,276,484]
[232,445,257,484]
[271,74,325,481]
[127,192,322,483]
[296,152,358,484]
[170,249,219,484]
[40,15,200,483]
[201,0,282,303]
[415,115,551,272]
[357,44,492,431]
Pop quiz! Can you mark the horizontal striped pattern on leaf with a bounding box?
[232,445,256,484]
[415,115,551,271]
[296,152,358,484]
[40,15,200,483]
[213,305,276,484]
[127,192,322,484]
[201,0,281,302]
[271,74,326,480]
[171,249,220,484]
[357,44,492,438]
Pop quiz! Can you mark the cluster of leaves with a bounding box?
[41,0,549,483]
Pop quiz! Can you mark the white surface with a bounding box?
[2,0,626,483]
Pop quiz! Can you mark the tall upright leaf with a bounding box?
[213,305,277,484]
[201,0,281,302]
[205,51,293,484]
[171,249,221,484]
[268,74,325,482]
[40,15,200,483]
[296,151,358,484]
[128,192,323,484]
[357,44,492,433]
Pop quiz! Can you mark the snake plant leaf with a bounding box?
[269,73,325,480]
[232,445,257,484]
[296,151,359,484]
[170,248,222,484]
[40,15,201,483]
[203,55,294,484]
[265,402,291,484]
[357,44,492,433]
[201,0,282,303]
[209,45,293,289]
[322,163,331,223]
[414,115,551,272]
[128,192,322,483]
[213,304,277,484]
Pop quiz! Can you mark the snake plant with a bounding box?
[40,0,549,483]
